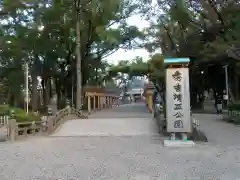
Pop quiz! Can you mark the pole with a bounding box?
[25,63,29,114]
[224,65,229,104]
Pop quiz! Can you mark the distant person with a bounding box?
[209,89,214,100]
[127,96,131,103]
[215,93,223,114]
[204,90,208,100]
[223,90,228,108]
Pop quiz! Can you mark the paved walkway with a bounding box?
[1,103,240,179]
[193,114,240,147]
[52,103,157,137]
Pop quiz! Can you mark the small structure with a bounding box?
[127,88,144,102]
[143,82,155,113]
[84,86,119,114]
[163,58,195,147]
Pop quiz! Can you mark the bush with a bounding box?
[0,105,10,116]
[58,99,66,109]
[0,104,41,122]
[228,103,240,111]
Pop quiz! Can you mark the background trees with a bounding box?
[0,0,145,110]
[1,0,240,111]
[109,0,240,105]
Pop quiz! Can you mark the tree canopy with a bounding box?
[144,0,240,63]
[0,0,146,109]
[1,0,240,110]
[109,0,240,93]
[108,54,164,84]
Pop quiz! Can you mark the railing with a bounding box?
[0,116,9,141]
[1,91,119,142]
[85,92,119,114]
[1,106,88,141]
[71,107,87,118]
[50,107,69,132]
[222,109,240,124]
[192,117,200,129]
[16,120,47,137]
[0,116,8,126]
[44,106,88,134]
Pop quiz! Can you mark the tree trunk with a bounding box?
[31,72,38,111]
[76,12,82,109]
[55,78,62,109]
[42,76,51,108]
[13,96,18,107]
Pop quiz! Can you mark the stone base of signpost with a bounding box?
[163,140,195,148]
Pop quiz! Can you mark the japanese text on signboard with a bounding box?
[172,70,183,129]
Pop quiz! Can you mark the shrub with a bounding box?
[0,104,10,116]
[14,109,40,122]
[0,104,40,122]
[228,103,240,111]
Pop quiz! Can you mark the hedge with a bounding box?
[0,105,41,122]
[227,103,240,111]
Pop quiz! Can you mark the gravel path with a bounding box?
[1,136,240,180]
[51,117,158,137]
[1,104,240,179]
[193,114,240,147]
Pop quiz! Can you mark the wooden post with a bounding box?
[66,99,71,115]
[98,95,100,109]
[9,119,16,141]
[104,96,107,108]
[110,96,112,107]
[108,96,111,108]
[31,121,36,135]
[93,94,96,111]
[107,96,110,108]
[113,97,115,106]
[88,95,91,114]
[112,96,114,107]
[47,116,54,133]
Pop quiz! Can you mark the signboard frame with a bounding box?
[164,57,191,133]
[166,68,191,132]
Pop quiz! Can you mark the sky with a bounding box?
[104,14,152,64]
[104,0,160,65]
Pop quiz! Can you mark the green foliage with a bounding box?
[0,104,40,122]
[0,0,145,108]
[227,103,240,111]
[108,54,165,85]
[143,0,240,62]
[0,105,9,116]
[227,103,240,124]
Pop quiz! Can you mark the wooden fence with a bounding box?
[0,106,87,141]
[0,91,120,142]
[85,92,119,114]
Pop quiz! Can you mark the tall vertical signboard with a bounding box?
[164,58,191,133]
